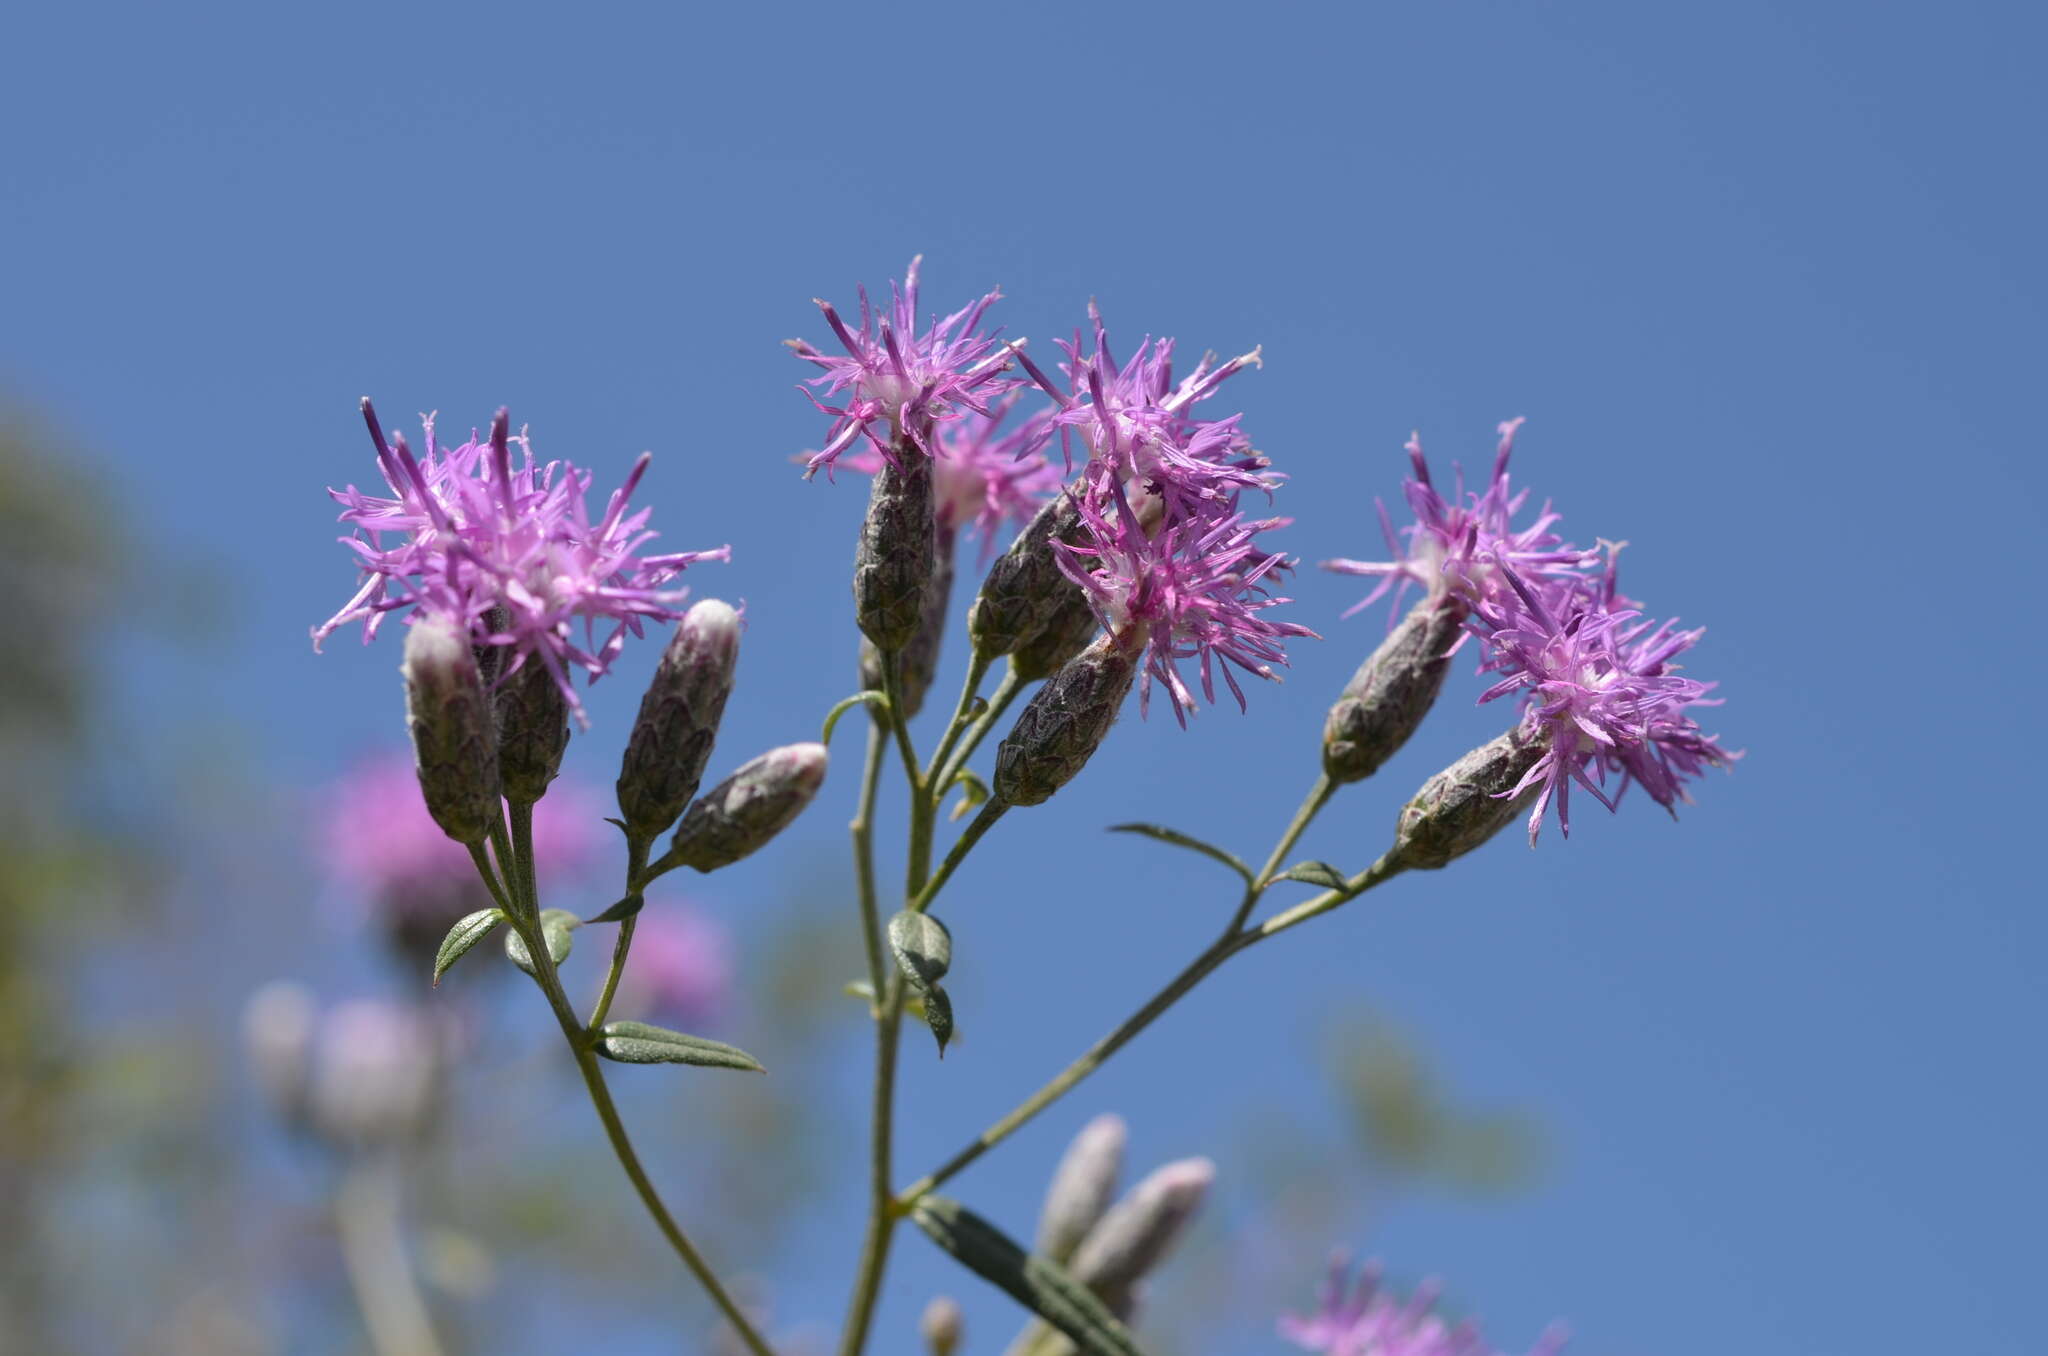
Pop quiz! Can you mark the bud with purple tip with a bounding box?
[1322,596,1464,784]
[1067,1158,1214,1317]
[618,599,743,839]
[402,615,500,846]
[1035,1114,1127,1265]
[667,743,829,872]
[1390,730,1545,870]
[992,632,1141,808]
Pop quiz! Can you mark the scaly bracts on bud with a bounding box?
[855,446,938,653]
[401,616,500,846]
[861,528,954,719]
[617,598,742,838]
[1322,596,1465,784]
[1391,731,1546,870]
[970,490,1086,660]
[1035,1114,1128,1265]
[993,633,1140,807]
[1010,579,1102,684]
[496,653,570,805]
[667,743,829,872]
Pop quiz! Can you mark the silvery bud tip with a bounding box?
[667,742,829,872]
[920,1296,964,1356]
[618,599,742,838]
[402,616,500,846]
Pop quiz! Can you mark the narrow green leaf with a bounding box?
[505,908,577,978]
[594,1021,766,1072]
[820,689,890,745]
[1273,860,1347,889]
[909,1196,1146,1356]
[948,768,991,823]
[585,893,644,925]
[1106,823,1253,886]
[433,908,505,986]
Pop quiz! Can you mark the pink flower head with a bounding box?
[1282,1254,1566,1356]
[1322,420,1595,625]
[1055,469,1317,724]
[610,902,734,1030]
[1013,302,1275,529]
[845,392,1062,560]
[313,403,729,727]
[1469,551,1736,843]
[791,257,1019,475]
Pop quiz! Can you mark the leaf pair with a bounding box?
[889,910,954,1056]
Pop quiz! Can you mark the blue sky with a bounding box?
[5,2,2045,1352]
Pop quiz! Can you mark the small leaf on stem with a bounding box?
[1272,861,1347,889]
[594,1021,767,1073]
[1106,823,1253,887]
[505,908,578,978]
[433,908,506,986]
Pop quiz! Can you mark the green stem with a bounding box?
[878,656,922,791]
[587,837,652,1030]
[911,798,1009,913]
[334,1156,445,1356]
[935,666,1024,793]
[851,722,889,1005]
[500,805,776,1356]
[923,652,993,788]
[1233,771,1336,930]
[1257,851,1408,937]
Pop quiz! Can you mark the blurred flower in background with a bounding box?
[607,902,734,1030]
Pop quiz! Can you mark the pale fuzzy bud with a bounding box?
[861,529,955,719]
[496,656,570,805]
[307,1000,443,1148]
[970,490,1082,659]
[1067,1158,1215,1313]
[402,616,500,846]
[617,599,743,837]
[243,982,317,1126]
[1391,729,1545,870]
[1323,596,1465,784]
[919,1296,964,1356]
[1036,1114,1128,1264]
[855,449,937,651]
[668,743,829,872]
[993,633,1139,807]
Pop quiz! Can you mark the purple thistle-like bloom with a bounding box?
[1054,472,1317,724]
[1322,420,1593,626]
[1282,1255,1566,1356]
[790,256,1019,475]
[1468,551,1735,843]
[313,402,728,726]
[846,393,1062,561]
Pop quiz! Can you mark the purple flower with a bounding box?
[313,402,728,726]
[1054,474,1317,723]
[1322,420,1593,624]
[845,393,1062,559]
[1468,551,1735,843]
[610,902,734,1029]
[1282,1254,1565,1356]
[790,257,1018,475]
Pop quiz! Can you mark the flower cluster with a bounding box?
[313,402,727,725]
[1325,422,1731,841]
[1282,1255,1566,1356]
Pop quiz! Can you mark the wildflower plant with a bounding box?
[297,259,1735,1355]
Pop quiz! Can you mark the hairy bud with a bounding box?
[920,1297,964,1356]
[861,529,955,718]
[618,599,743,837]
[1068,1158,1214,1312]
[969,489,1085,659]
[1323,596,1465,784]
[855,449,937,651]
[992,633,1139,807]
[402,616,500,846]
[668,743,829,872]
[1036,1114,1127,1265]
[1391,730,1545,869]
[496,657,570,805]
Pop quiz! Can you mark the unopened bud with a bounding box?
[668,743,829,871]
[308,1000,443,1148]
[496,657,570,805]
[861,531,955,718]
[472,604,512,691]
[993,633,1138,807]
[1069,1158,1214,1311]
[402,616,500,845]
[1036,1114,1127,1264]
[1323,596,1465,784]
[1009,587,1101,684]
[855,449,936,651]
[920,1297,964,1356]
[1391,729,1545,869]
[243,981,317,1126]
[970,489,1084,659]
[618,599,743,837]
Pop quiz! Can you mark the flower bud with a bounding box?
[920,1297,964,1356]
[1009,587,1101,684]
[969,489,1084,659]
[472,603,512,691]
[496,656,570,805]
[618,599,742,837]
[1391,730,1545,870]
[860,530,955,718]
[668,743,829,872]
[1068,1158,1214,1314]
[243,981,317,1127]
[855,449,937,652]
[307,999,444,1149]
[1323,596,1465,784]
[993,634,1138,807]
[402,616,500,846]
[1036,1114,1127,1265]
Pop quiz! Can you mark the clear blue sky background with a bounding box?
[6,3,2045,1352]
